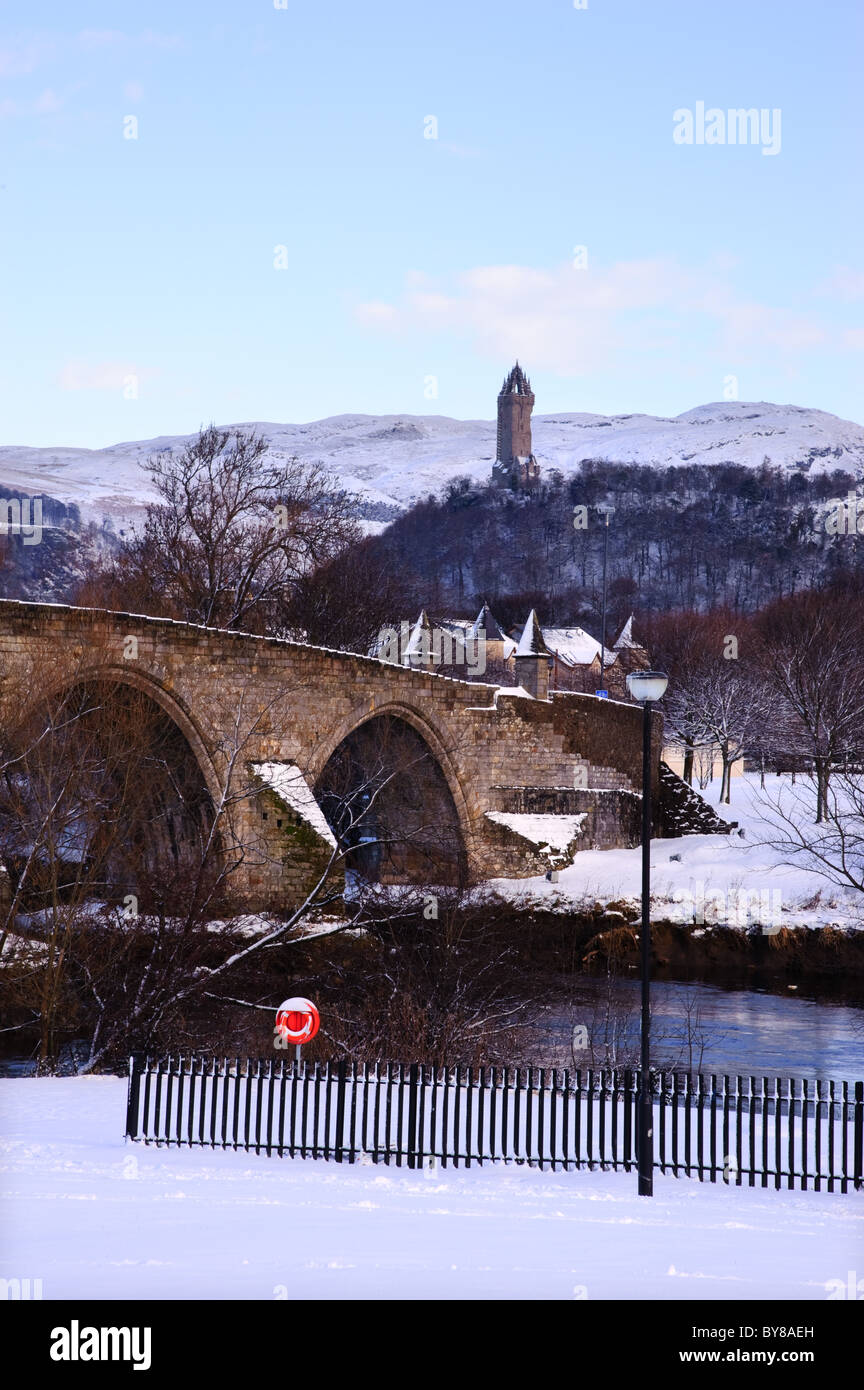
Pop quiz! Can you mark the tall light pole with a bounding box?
[597,505,614,696]
[626,669,669,1197]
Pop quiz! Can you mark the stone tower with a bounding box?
[492,362,540,489]
[513,608,553,699]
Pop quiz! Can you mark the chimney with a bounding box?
[513,609,553,700]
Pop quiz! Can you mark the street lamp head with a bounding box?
[627,669,669,703]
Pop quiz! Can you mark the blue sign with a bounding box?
[595,689,609,698]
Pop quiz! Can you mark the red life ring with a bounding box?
[275,997,320,1044]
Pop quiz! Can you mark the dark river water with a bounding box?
[2,980,862,1083]
[536,978,864,1082]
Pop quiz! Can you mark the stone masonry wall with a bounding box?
[489,785,643,851]
[0,600,661,909]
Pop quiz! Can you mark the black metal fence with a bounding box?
[125,1055,864,1192]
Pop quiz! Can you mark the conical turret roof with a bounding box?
[514,609,552,658]
[404,608,432,659]
[471,600,505,642]
[614,614,642,650]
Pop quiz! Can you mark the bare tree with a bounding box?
[686,657,770,804]
[68,714,474,1070]
[641,611,722,786]
[643,611,768,803]
[0,650,480,1070]
[79,426,358,632]
[0,642,233,1065]
[313,886,534,1066]
[286,536,418,655]
[754,589,864,822]
[751,766,864,896]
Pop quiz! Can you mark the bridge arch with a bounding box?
[1,664,224,911]
[311,701,474,886]
[310,699,475,835]
[39,663,223,806]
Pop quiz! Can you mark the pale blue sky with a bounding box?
[1,0,861,447]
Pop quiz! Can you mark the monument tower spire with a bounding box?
[492,362,540,489]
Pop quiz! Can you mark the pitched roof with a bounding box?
[539,626,618,668]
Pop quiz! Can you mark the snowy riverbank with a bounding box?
[483,775,864,932]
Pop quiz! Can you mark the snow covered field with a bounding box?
[2,400,862,528]
[1,1079,861,1301]
[485,774,864,931]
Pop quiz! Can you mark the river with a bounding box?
[536,977,864,1082]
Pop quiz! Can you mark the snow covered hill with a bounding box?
[2,400,863,529]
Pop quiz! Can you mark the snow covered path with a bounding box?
[1,1079,861,1300]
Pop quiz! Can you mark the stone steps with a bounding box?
[658,761,735,836]
[572,757,635,792]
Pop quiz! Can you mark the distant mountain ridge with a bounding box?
[1,400,862,530]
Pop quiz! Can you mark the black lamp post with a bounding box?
[597,505,614,694]
[626,668,669,1197]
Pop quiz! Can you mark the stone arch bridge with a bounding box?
[0,600,663,911]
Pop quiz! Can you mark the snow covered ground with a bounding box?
[1,1078,860,1301]
[485,774,864,931]
[2,400,862,529]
